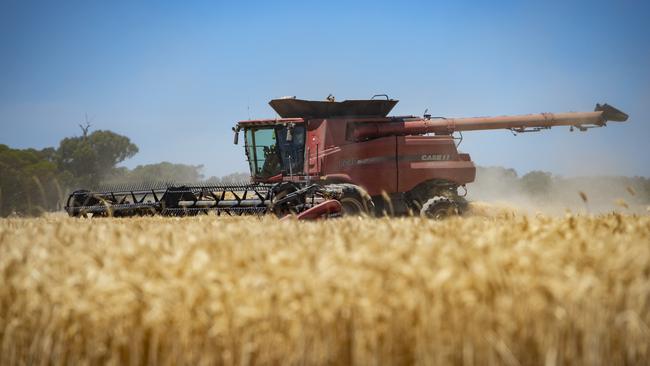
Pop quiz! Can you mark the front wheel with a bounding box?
[270,182,301,218]
[67,190,102,218]
[420,197,460,219]
[337,184,375,216]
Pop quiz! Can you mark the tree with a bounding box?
[57,130,138,187]
[0,145,64,216]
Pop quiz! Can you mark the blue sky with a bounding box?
[1,0,648,178]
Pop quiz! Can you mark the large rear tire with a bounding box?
[420,197,459,219]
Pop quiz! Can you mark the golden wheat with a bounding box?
[1,211,649,365]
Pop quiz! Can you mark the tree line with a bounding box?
[0,128,248,217]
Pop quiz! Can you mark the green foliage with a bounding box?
[57,130,138,186]
[0,144,65,216]
[0,129,138,216]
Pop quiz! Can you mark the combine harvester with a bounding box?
[66,96,628,219]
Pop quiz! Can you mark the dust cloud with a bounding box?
[466,166,649,216]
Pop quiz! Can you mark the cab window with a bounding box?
[275,125,305,175]
[245,128,281,178]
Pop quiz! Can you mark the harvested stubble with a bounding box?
[1,213,649,365]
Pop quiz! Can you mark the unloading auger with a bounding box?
[65,96,628,219]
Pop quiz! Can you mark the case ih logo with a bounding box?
[340,154,452,167]
[420,154,452,161]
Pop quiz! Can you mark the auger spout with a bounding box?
[352,103,628,140]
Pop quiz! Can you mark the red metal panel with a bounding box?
[319,137,397,196]
[397,136,476,192]
[305,119,327,176]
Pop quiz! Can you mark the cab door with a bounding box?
[275,125,306,176]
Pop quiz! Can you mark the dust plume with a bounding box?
[466,166,650,215]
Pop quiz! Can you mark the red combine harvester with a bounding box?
[66,96,628,219]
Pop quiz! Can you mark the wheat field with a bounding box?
[1,209,649,365]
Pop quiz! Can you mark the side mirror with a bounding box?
[232,127,239,145]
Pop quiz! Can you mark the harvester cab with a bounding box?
[234,120,306,181]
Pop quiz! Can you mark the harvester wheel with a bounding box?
[338,184,375,216]
[270,182,301,217]
[67,190,101,218]
[420,197,459,219]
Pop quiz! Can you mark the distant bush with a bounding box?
[521,170,552,198]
